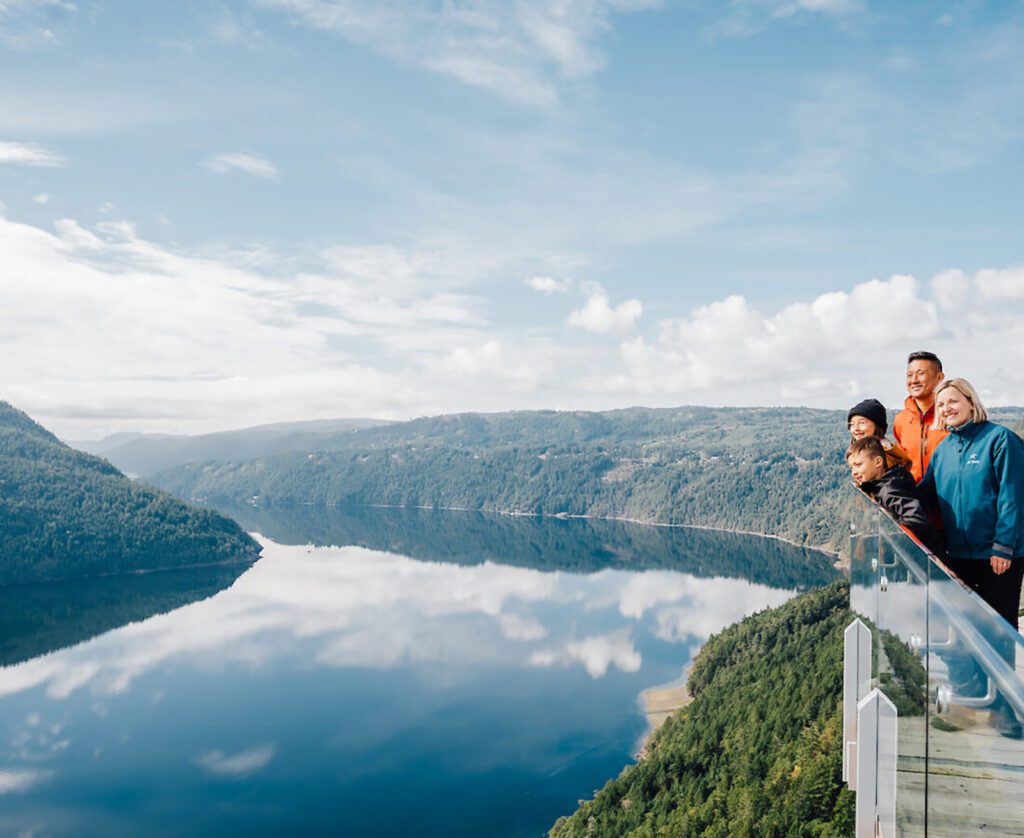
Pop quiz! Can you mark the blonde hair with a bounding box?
[933,378,988,429]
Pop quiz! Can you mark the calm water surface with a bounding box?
[0,508,838,837]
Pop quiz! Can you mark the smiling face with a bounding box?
[936,385,973,429]
[847,450,886,486]
[906,359,944,408]
[848,417,879,440]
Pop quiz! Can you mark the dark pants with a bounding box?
[943,555,1024,631]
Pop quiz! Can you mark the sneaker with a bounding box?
[991,704,1024,739]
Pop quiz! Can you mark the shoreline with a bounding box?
[636,668,694,760]
[250,499,841,559]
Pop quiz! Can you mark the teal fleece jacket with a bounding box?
[919,421,1024,560]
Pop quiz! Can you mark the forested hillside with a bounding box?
[151,406,858,549]
[550,580,854,837]
[151,406,1024,551]
[0,402,261,586]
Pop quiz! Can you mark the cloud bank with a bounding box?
[1,208,1023,439]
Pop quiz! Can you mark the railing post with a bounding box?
[855,689,897,838]
[843,618,872,788]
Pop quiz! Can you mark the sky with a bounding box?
[1,0,1023,439]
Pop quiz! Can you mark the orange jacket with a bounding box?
[893,396,948,482]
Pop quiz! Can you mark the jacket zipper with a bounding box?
[919,407,928,477]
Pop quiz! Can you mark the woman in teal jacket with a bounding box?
[921,377,1024,619]
[920,377,1024,737]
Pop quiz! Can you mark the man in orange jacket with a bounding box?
[893,350,948,482]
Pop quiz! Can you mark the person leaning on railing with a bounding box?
[846,435,943,557]
[918,377,1024,738]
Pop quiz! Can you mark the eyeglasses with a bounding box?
[848,419,874,431]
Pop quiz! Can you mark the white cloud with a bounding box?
[196,744,275,777]
[0,212,515,437]
[0,0,76,48]
[3,206,1023,439]
[768,0,863,16]
[608,275,945,396]
[931,269,970,312]
[202,152,280,180]
[525,275,572,294]
[975,266,1024,300]
[442,340,503,374]
[567,267,1024,409]
[568,286,642,335]
[32,192,50,204]
[439,340,544,389]
[0,139,65,166]
[254,0,661,108]
[0,768,52,794]
[709,0,862,37]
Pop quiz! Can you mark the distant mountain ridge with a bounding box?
[149,406,854,548]
[70,416,392,476]
[146,405,1024,551]
[0,401,261,586]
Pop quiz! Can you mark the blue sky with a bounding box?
[1,0,1023,437]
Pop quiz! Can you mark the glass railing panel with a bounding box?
[849,497,881,638]
[848,490,1024,834]
[925,551,1024,836]
[874,514,929,837]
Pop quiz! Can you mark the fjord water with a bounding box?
[0,507,838,837]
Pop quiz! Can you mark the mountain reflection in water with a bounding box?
[0,507,838,837]
[221,503,839,589]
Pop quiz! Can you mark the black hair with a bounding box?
[907,350,943,371]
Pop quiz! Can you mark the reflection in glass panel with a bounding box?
[926,553,1024,835]
[875,518,928,837]
[848,497,880,634]
[848,490,1024,837]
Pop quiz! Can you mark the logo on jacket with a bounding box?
[967,453,982,465]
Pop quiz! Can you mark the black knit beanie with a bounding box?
[847,398,888,435]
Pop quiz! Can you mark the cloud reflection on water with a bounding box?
[0,538,798,703]
[196,744,276,778]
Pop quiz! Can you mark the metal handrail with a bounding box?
[858,492,1024,718]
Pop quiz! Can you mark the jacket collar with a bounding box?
[860,465,912,495]
[903,395,936,422]
[948,419,983,438]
